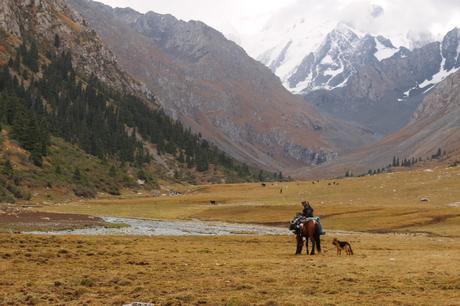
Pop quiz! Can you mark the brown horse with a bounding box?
[295,219,322,255]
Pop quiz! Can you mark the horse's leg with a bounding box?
[316,235,321,254]
[305,237,309,255]
[295,235,302,255]
[310,237,316,255]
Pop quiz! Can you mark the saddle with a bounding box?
[289,214,320,232]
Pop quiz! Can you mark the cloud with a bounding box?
[98,0,460,49]
[256,0,460,48]
[97,0,296,35]
[370,5,384,18]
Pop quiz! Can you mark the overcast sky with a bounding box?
[99,0,460,48]
[97,0,296,35]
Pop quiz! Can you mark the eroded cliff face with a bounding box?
[0,0,150,98]
[412,69,460,121]
[296,70,460,179]
[68,0,376,171]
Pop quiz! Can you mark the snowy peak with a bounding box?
[329,22,363,42]
[373,36,398,61]
[286,23,401,94]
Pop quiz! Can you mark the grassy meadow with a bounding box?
[1,164,460,305]
[1,233,459,305]
[38,164,460,236]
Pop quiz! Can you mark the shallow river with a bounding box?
[29,217,290,236]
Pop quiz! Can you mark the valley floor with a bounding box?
[1,233,459,305]
[1,164,460,305]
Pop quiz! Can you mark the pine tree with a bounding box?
[54,34,61,49]
[73,168,82,181]
[2,160,13,177]
[109,165,117,177]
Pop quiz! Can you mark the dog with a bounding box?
[332,238,353,255]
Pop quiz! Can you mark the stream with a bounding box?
[28,216,291,236]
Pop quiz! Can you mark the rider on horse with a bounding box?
[293,201,325,235]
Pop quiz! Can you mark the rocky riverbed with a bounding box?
[28,217,290,236]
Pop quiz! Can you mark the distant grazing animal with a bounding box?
[280,188,283,194]
[210,200,217,205]
[289,214,321,255]
[332,238,353,255]
[261,183,266,187]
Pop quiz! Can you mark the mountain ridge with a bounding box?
[68,0,377,172]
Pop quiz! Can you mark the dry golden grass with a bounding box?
[39,165,460,236]
[2,166,460,305]
[1,233,459,305]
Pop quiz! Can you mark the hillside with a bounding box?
[296,69,460,178]
[0,0,270,203]
[68,0,376,172]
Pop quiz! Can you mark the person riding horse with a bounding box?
[296,201,325,235]
[302,201,314,218]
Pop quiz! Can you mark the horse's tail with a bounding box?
[315,222,321,253]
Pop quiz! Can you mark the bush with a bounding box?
[107,185,121,196]
[6,183,30,200]
[73,185,96,198]
[80,278,94,287]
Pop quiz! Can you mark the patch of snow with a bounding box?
[323,64,344,78]
[418,43,460,89]
[423,84,435,94]
[403,84,418,98]
[321,54,334,65]
[374,38,399,61]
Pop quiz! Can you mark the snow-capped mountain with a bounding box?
[254,23,460,135]
[403,28,460,99]
[258,22,412,95]
[254,19,337,89]
[286,23,399,94]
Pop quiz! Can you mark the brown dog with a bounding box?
[332,238,353,255]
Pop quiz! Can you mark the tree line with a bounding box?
[0,38,273,181]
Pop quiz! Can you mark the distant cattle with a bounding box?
[210,200,217,205]
[261,183,266,187]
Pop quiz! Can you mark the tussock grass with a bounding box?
[0,234,459,305]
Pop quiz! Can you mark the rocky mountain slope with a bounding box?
[0,0,271,204]
[0,0,150,97]
[68,0,376,172]
[258,23,460,136]
[297,69,460,178]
